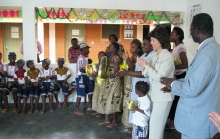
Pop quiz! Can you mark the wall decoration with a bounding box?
[11,33,19,38]
[190,4,202,23]
[35,8,182,25]
[0,10,20,18]
[11,27,19,33]
[124,25,133,39]
[189,4,202,38]
[72,29,80,35]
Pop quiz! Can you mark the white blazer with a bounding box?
[142,49,175,102]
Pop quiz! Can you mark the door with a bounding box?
[65,24,86,63]
[3,23,23,62]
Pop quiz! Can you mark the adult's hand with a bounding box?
[161,86,172,93]
[116,69,128,77]
[160,77,175,87]
[137,57,148,70]
[209,112,220,133]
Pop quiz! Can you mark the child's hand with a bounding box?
[45,76,50,81]
[23,85,26,89]
[92,72,98,77]
[80,68,86,73]
[63,79,67,84]
[58,83,61,88]
[8,82,12,88]
[132,105,138,111]
[34,82,38,86]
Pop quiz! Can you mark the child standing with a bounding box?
[40,58,55,114]
[54,58,71,108]
[26,60,42,113]
[75,43,93,115]
[2,52,18,113]
[99,43,122,128]
[14,59,29,115]
[132,81,151,139]
[83,58,94,108]
[92,51,106,117]
[0,52,6,111]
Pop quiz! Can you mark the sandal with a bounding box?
[98,121,110,125]
[28,110,33,114]
[92,112,99,116]
[40,110,45,114]
[2,108,9,113]
[63,103,67,108]
[34,109,39,113]
[127,128,133,134]
[74,111,84,115]
[13,108,18,113]
[20,111,25,115]
[96,114,102,118]
[107,123,118,128]
[50,109,54,112]
[57,102,61,108]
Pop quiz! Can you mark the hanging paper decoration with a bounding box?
[0,8,181,25]
[0,10,20,18]
[35,7,181,24]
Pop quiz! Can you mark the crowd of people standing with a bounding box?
[0,13,220,139]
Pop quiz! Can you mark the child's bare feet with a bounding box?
[20,111,25,115]
[96,113,102,118]
[87,107,92,111]
[28,109,33,114]
[63,103,67,108]
[74,110,84,115]
[57,102,61,108]
[92,112,99,115]
[107,122,118,128]
[34,109,39,113]
[98,120,110,125]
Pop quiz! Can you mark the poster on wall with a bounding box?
[124,25,133,39]
[11,27,19,38]
[72,29,80,35]
[189,4,202,38]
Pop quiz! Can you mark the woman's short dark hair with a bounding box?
[191,13,213,36]
[109,34,118,42]
[149,27,170,49]
[144,35,151,42]
[173,27,184,43]
[111,43,119,52]
[130,39,144,57]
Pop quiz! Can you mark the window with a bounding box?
[102,25,120,38]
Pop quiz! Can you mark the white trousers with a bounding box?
[149,101,172,139]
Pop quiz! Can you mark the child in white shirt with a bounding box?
[132,81,151,139]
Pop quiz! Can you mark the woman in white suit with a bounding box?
[137,27,175,139]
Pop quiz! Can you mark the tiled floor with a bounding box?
[0,103,181,139]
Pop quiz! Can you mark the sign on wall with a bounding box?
[189,4,202,38]
[124,25,133,39]
[11,27,19,38]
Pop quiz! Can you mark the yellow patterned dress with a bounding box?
[92,57,107,114]
[122,75,133,127]
[101,55,122,114]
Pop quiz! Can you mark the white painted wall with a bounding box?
[0,0,186,12]
[183,0,220,63]
[136,25,143,41]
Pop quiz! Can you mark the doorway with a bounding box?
[65,24,86,62]
[3,23,23,62]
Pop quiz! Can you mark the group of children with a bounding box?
[0,40,151,139]
[0,52,74,115]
